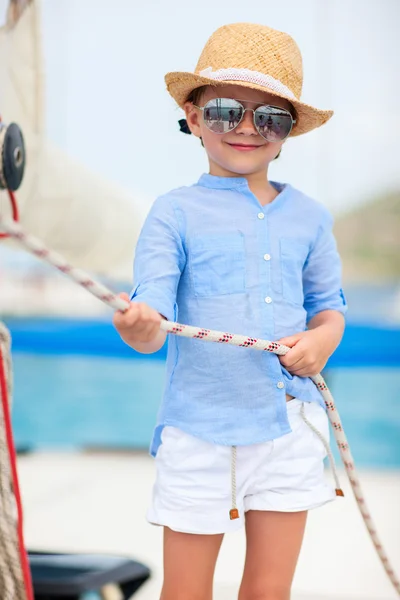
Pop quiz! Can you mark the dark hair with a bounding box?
[184,87,208,147]
[186,86,209,105]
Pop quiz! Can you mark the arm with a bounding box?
[278,210,347,376]
[113,196,185,354]
[277,310,345,377]
[307,309,345,355]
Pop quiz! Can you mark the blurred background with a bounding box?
[0,1,399,598]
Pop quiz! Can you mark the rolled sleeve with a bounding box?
[130,196,185,322]
[303,210,347,322]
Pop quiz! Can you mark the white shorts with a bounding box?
[147,399,336,534]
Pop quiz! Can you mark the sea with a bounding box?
[8,315,400,469]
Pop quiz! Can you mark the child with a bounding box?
[114,22,347,600]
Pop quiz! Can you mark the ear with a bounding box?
[183,102,202,139]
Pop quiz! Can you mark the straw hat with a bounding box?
[165,23,333,136]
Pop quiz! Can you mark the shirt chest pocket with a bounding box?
[280,238,309,306]
[190,232,246,297]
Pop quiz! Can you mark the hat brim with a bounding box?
[165,71,333,137]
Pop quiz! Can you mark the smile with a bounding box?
[226,143,263,152]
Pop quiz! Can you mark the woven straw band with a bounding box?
[199,67,296,100]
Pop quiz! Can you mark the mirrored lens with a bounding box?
[202,99,244,134]
[254,106,293,141]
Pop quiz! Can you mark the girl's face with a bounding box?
[184,84,293,179]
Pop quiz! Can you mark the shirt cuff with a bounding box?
[306,289,348,322]
[129,284,177,323]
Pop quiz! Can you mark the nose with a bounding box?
[235,109,258,136]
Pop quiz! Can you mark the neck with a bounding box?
[208,162,278,206]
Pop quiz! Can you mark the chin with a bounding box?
[219,159,270,176]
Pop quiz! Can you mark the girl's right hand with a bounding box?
[113,292,163,348]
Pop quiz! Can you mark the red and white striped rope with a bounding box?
[0,325,33,600]
[1,214,399,596]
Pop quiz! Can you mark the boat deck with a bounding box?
[17,452,400,599]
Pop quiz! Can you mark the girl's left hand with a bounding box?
[276,328,334,377]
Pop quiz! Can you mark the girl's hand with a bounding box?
[277,327,336,377]
[113,293,164,352]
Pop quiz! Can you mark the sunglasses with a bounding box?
[193,98,296,142]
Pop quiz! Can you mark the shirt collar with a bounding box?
[197,173,248,190]
[196,173,289,204]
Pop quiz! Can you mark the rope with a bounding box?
[0,213,399,596]
[230,446,238,520]
[0,190,19,239]
[0,324,34,600]
[300,401,341,493]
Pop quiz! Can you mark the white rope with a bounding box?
[230,446,238,520]
[0,323,29,600]
[300,402,341,492]
[0,214,399,596]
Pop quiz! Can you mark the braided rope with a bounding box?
[0,324,30,600]
[0,214,399,596]
[300,401,341,492]
[230,446,238,520]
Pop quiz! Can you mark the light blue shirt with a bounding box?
[131,174,347,456]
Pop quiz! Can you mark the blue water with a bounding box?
[11,353,400,468]
[5,316,400,367]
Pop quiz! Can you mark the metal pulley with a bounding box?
[0,121,26,192]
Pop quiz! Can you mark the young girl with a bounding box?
[114,22,347,600]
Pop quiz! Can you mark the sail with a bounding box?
[0,0,146,281]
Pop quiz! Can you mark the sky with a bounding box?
[1,0,399,216]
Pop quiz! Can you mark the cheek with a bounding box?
[267,142,284,159]
[201,127,224,154]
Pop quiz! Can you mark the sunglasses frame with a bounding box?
[193,98,296,141]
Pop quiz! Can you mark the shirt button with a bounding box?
[263,253,271,261]
[264,296,272,304]
[257,212,265,220]
[277,381,285,389]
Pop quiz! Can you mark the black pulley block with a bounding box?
[0,121,26,191]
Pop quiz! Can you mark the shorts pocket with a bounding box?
[285,398,304,434]
[284,400,329,459]
[280,238,309,306]
[190,232,246,296]
[158,426,219,472]
[302,401,330,459]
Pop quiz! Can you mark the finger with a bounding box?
[127,307,162,341]
[118,292,130,301]
[290,366,317,378]
[279,347,304,369]
[132,305,163,336]
[143,321,163,339]
[277,335,301,348]
[138,303,162,324]
[114,292,131,314]
[292,362,321,376]
[289,356,320,376]
[286,358,309,373]
[113,301,140,328]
